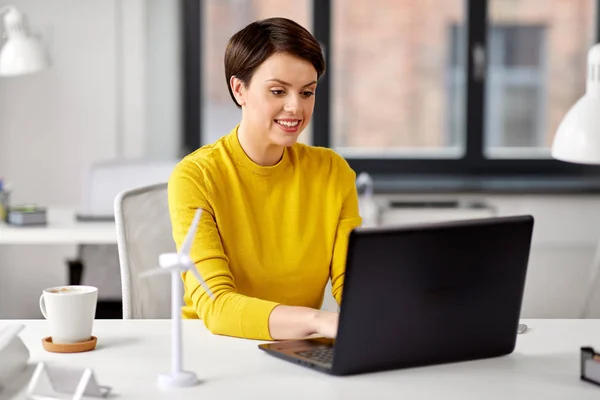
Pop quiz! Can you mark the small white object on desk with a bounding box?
[27,362,111,400]
[356,172,380,227]
[0,324,29,389]
[139,208,215,389]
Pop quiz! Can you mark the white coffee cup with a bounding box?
[39,285,98,344]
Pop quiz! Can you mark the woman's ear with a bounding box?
[230,76,246,107]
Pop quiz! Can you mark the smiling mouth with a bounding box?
[274,119,301,127]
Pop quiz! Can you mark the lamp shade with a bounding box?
[0,7,49,76]
[551,44,600,164]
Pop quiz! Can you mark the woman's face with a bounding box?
[231,52,318,148]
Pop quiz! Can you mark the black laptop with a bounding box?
[259,215,534,376]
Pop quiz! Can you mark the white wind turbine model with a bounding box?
[140,208,214,389]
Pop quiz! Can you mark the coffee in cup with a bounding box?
[39,285,98,344]
[47,287,85,294]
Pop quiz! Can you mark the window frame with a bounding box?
[183,0,600,178]
[182,0,202,156]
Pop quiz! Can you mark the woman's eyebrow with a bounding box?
[265,78,318,87]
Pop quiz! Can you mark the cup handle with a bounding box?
[39,294,48,319]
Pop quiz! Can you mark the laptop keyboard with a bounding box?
[295,346,335,365]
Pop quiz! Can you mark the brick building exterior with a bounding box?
[204,0,595,154]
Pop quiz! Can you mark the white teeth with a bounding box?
[276,120,299,127]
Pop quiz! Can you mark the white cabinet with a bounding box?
[371,193,600,318]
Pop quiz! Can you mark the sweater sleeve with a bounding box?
[168,161,279,340]
[330,158,363,305]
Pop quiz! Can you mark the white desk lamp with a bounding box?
[0,5,49,76]
[551,43,600,318]
[140,208,215,388]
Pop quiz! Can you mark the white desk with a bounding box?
[0,208,116,245]
[2,319,600,399]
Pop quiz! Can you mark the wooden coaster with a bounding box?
[42,336,97,353]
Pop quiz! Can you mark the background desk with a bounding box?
[3,319,600,399]
[0,208,116,245]
[0,208,118,318]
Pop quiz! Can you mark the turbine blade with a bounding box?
[189,265,215,299]
[139,265,178,279]
[180,208,202,256]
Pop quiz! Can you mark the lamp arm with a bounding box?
[580,236,600,318]
[0,5,16,16]
[0,5,17,39]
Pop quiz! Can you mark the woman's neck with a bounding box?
[237,122,284,166]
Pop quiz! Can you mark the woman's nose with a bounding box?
[284,94,302,113]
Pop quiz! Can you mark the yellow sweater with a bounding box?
[167,126,362,340]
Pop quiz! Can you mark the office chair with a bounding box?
[68,161,177,318]
[114,182,174,319]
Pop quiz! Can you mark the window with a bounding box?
[331,0,466,159]
[486,26,545,152]
[184,0,600,177]
[486,0,595,160]
[451,25,547,152]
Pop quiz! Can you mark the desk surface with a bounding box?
[3,319,600,399]
[0,208,116,245]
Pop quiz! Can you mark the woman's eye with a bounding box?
[270,90,285,96]
[302,91,315,98]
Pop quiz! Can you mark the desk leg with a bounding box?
[67,259,83,286]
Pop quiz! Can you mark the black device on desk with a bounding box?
[259,215,534,376]
[75,211,115,222]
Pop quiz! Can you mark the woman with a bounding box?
[168,17,362,341]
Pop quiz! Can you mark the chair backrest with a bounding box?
[114,183,174,319]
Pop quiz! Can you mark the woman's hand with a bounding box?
[313,310,339,338]
[268,306,339,340]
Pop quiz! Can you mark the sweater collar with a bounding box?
[227,125,291,177]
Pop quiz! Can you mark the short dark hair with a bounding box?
[224,17,326,108]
